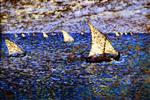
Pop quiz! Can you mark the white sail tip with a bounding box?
[81,32,84,35]
[130,32,133,35]
[114,32,134,36]
[14,34,18,38]
[21,33,26,37]
[43,32,49,38]
[114,32,120,36]
[61,30,74,42]
[33,33,36,36]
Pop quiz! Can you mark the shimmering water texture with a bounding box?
[0,32,150,100]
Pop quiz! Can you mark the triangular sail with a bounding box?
[14,34,18,38]
[81,32,84,35]
[61,30,74,42]
[114,32,120,36]
[88,22,118,57]
[33,33,36,36]
[104,39,118,55]
[21,33,26,37]
[43,32,48,38]
[124,32,128,35]
[5,39,24,56]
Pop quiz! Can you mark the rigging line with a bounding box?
[103,36,107,57]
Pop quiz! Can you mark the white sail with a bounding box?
[5,39,24,56]
[33,33,36,36]
[43,32,48,38]
[120,32,124,36]
[104,39,118,55]
[115,32,120,36]
[61,30,74,42]
[14,34,18,38]
[88,22,118,57]
[80,31,84,35]
[124,32,128,35]
[21,33,26,37]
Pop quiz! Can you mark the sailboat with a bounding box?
[14,34,18,38]
[130,32,133,35]
[115,32,120,36]
[33,33,36,36]
[61,30,74,42]
[80,31,85,35]
[85,22,120,62]
[43,32,49,38]
[5,39,25,57]
[21,33,26,38]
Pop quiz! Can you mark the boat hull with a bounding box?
[85,53,120,63]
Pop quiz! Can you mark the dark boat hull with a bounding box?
[85,53,120,63]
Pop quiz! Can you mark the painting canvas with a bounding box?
[0,0,150,100]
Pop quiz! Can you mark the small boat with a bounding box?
[21,33,26,38]
[33,33,36,36]
[43,32,49,38]
[61,30,74,42]
[85,22,120,63]
[14,34,18,38]
[130,32,133,35]
[5,39,25,57]
[81,31,84,35]
[115,32,120,36]
[124,32,128,35]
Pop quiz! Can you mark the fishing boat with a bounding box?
[43,32,49,38]
[5,39,25,57]
[61,30,74,42]
[21,33,26,38]
[14,34,18,38]
[85,22,120,62]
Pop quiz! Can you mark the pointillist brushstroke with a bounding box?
[86,22,120,62]
[5,39,25,57]
[61,30,74,42]
[43,32,48,38]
